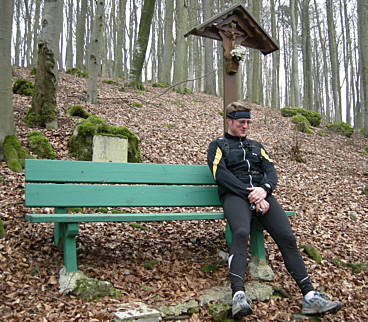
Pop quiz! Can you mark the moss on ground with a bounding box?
[281,107,321,127]
[27,130,56,159]
[66,105,91,119]
[12,78,34,96]
[291,114,313,134]
[326,122,354,137]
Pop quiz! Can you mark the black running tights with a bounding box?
[223,193,314,296]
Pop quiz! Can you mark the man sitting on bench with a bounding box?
[207,101,341,318]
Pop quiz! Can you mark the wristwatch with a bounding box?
[261,183,272,195]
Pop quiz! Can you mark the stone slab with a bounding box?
[114,302,161,321]
[92,135,128,163]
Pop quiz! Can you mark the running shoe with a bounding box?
[302,292,342,315]
[232,290,252,318]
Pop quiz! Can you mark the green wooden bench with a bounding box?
[24,159,294,273]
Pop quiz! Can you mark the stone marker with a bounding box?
[92,135,128,162]
[114,302,162,322]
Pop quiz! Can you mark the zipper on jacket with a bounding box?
[240,139,253,187]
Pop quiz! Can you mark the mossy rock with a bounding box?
[281,107,321,127]
[67,105,91,119]
[152,82,169,88]
[68,115,140,162]
[291,114,313,134]
[3,135,33,172]
[208,303,232,322]
[13,78,34,96]
[326,122,354,137]
[281,107,298,117]
[72,277,121,301]
[66,67,88,78]
[301,244,322,263]
[364,185,368,197]
[27,130,56,159]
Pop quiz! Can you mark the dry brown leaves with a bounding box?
[0,67,367,321]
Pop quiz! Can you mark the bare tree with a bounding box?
[114,0,127,78]
[76,0,88,70]
[160,0,174,85]
[202,0,216,95]
[326,0,342,122]
[0,0,15,160]
[87,0,105,103]
[173,0,189,93]
[27,0,59,128]
[127,0,157,88]
[358,0,368,134]
[301,0,313,110]
[289,0,301,107]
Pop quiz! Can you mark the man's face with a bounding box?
[227,118,251,137]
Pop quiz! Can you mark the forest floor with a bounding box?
[1,67,367,321]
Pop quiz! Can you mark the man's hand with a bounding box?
[247,187,267,204]
[256,199,270,215]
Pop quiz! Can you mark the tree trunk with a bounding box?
[115,0,127,78]
[173,0,188,93]
[76,0,88,70]
[65,0,74,70]
[31,0,42,67]
[270,0,280,109]
[24,0,33,67]
[301,0,313,111]
[249,0,262,104]
[87,0,105,103]
[202,0,216,95]
[28,0,59,128]
[326,0,342,122]
[161,0,174,84]
[127,0,156,88]
[313,0,330,120]
[290,0,300,107]
[14,0,21,66]
[57,1,64,70]
[358,0,368,134]
[0,0,15,160]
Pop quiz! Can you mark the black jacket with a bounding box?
[207,133,277,202]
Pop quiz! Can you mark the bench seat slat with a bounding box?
[25,184,222,207]
[24,212,226,223]
[25,211,294,223]
[24,159,216,185]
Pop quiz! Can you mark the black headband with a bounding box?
[226,110,251,119]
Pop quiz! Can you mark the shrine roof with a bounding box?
[184,2,279,55]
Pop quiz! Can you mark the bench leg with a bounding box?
[54,207,67,247]
[224,217,267,259]
[59,223,79,273]
[250,217,266,260]
[249,217,274,281]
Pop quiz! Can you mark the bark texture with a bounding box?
[0,0,15,160]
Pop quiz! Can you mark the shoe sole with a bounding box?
[302,302,342,315]
[233,306,253,318]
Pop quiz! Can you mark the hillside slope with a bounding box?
[1,68,367,321]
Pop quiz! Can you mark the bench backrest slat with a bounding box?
[24,159,216,185]
[25,184,222,207]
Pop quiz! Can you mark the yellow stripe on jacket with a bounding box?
[212,147,222,179]
[261,148,273,163]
